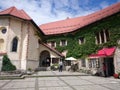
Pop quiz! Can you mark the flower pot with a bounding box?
[113,74,119,79]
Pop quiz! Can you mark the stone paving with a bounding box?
[0,71,120,90]
[30,71,88,77]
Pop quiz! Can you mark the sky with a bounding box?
[0,0,120,25]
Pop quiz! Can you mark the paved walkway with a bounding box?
[0,71,120,90]
[26,71,89,77]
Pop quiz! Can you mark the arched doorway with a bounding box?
[39,50,50,67]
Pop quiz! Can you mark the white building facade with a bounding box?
[0,7,63,70]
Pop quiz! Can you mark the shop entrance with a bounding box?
[104,58,114,76]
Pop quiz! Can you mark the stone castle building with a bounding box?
[0,2,120,76]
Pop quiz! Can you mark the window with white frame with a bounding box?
[95,29,109,44]
[89,59,100,68]
[51,41,56,47]
[60,40,67,46]
[79,37,85,44]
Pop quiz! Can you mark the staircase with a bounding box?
[35,67,51,71]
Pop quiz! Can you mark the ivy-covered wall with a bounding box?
[45,13,120,59]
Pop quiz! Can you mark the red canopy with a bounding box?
[89,47,116,59]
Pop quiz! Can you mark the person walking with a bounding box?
[59,60,63,72]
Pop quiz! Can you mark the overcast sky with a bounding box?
[0,0,120,25]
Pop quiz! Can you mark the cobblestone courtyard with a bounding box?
[0,71,120,90]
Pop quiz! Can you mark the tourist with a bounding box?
[59,60,63,72]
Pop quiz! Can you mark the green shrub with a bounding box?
[28,68,32,71]
[51,64,59,70]
[2,55,16,71]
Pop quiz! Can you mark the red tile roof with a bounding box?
[40,2,120,35]
[0,6,32,20]
[0,6,45,35]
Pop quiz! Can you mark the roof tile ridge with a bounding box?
[40,15,85,27]
[39,16,85,30]
[9,7,24,19]
[0,6,16,14]
[8,6,17,14]
[84,2,120,20]
[20,9,32,20]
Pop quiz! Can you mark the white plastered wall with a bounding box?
[114,47,120,73]
[0,17,29,70]
[0,18,9,52]
[26,24,41,70]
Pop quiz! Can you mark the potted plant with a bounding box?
[113,73,119,79]
[27,68,32,75]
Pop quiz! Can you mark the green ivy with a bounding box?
[45,13,120,59]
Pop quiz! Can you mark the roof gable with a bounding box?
[0,6,45,35]
[0,6,32,20]
[39,2,120,35]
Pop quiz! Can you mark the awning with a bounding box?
[65,57,77,61]
[89,47,116,59]
[89,54,106,59]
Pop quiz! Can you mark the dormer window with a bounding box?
[60,40,67,46]
[79,37,85,44]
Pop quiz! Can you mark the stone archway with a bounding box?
[39,50,50,67]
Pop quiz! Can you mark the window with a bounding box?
[89,59,100,68]
[81,59,86,67]
[60,40,67,46]
[95,32,100,44]
[105,29,110,41]
[11,37,18,52]
[95,29,109,44]
[100,30,105,43]
[2,28,7,34]
[0,27,7,34]
[79,37,85,44]
[51,41,56,47]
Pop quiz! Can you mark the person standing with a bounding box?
[103,63,107,77]
[59,60,63,72]
[46,59,50,67]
